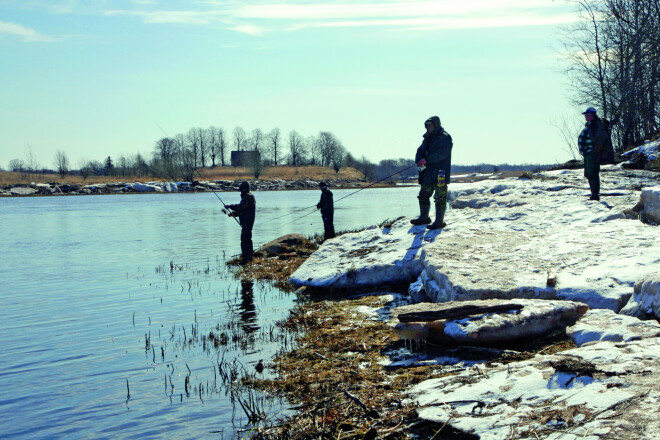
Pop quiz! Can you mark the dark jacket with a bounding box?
[317,188,334,217]
[228,192,256,228]
[415,116,453,185]
[579,117,610,163]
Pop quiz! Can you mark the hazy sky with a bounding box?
[0,0,582,169]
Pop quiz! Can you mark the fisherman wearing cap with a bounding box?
[411,116,453,229]
[316,181,335,239]
[578,107,610,201]
[227,181,256,264]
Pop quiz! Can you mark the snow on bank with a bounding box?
[406,338,660,440]
[290,166,660,311]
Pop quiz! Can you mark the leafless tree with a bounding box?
[562,0,660,151]
[550,114,583,160]
[268,128,281,165]
[250,128,264,153]
[9,158,25,172]
[24,146,40,173]
[288,130,307,166]
[54,150,70,178]
[233,126,247,151]
[217,127,227,166]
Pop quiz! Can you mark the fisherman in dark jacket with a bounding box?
[316,181,335,239]
[578,107,610,201]
[227,181,256,264]
[411,116,453,229]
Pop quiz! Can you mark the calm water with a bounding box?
[0,186,418,439]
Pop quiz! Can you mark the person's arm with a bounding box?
[425,133,453,165]
[415,143,427,166]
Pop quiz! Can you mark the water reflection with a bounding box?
[239,280,259,335]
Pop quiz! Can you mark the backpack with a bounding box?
[599,118,615,164]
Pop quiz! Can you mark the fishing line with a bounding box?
[279,164,417,228]
[154,122,241,226]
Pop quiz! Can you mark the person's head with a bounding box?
[425,116,441,135]
[582,107,597,122]
[319,181,327,191]
[239,181,250,193]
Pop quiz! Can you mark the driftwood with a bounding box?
[397,303,524,323]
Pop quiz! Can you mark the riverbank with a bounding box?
[236,164,660,438]
[0,166,375,196]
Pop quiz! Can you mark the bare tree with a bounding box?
[186,128,201,168]
[54,150,70,178]
[233,126,247,151]
[250,128,264,152]
[217,127,227,166]
[562,0,660,151]
[207,126,218,168]
[268,127,281,165]
[78,159,92,180]
[24,146,40,173]
[9,158,25,172]
[288,130,307,166]
[550,114,583,160]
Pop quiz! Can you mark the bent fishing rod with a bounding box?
[155,122,241,226]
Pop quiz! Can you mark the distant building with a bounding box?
[230,151,261,167]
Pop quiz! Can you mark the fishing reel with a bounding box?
[221,208,230,215]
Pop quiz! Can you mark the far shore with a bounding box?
[1,165,531,198]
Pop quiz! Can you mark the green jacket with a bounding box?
[415,116,453,185]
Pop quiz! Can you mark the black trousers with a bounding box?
[322,214,335,239]
[240,226,253,263]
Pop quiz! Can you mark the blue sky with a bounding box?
[0,0,581,169]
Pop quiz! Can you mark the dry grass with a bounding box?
[240,292,577,439]
[0,166,364,187]
[200,166,365,181]
[0,166,364,186]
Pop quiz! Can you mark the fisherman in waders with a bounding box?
[316,181,335,239]
[410,116,453,229]
[578,107,611,201]
[227,181,256,264]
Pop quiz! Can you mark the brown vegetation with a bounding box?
[0,166,364,187]
[227,237,575,439]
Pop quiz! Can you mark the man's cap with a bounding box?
[239,181,250,191]
[582,107,597,115]
[319,181,327,188]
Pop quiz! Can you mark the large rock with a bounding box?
[407,338,660,440]
[639,186,660,224]
[620,271,660,319]
[567,309,660,346]
[10,186,37,195]
[289,220,433,288]
[256,234,309,257]
[393,299,588,346]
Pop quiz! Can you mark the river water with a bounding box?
[0,186,418,439]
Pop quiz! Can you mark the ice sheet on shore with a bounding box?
[290,166,660,312]
[407,338,660,439]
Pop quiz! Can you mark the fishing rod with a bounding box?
[280,163,417,228]
[155,122,241,226]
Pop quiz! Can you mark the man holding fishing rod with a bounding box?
[225,181,256,265]
[411,116,453,230]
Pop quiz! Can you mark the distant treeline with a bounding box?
[3,126,554,182]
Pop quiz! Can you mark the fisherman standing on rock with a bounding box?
[410,116,453,229]
[226,181,256,265]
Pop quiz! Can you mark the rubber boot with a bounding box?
[410,201,431,225]
[427,202,447,230]
[589,176,600,201]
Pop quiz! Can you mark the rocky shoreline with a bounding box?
[0,177,370,197]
